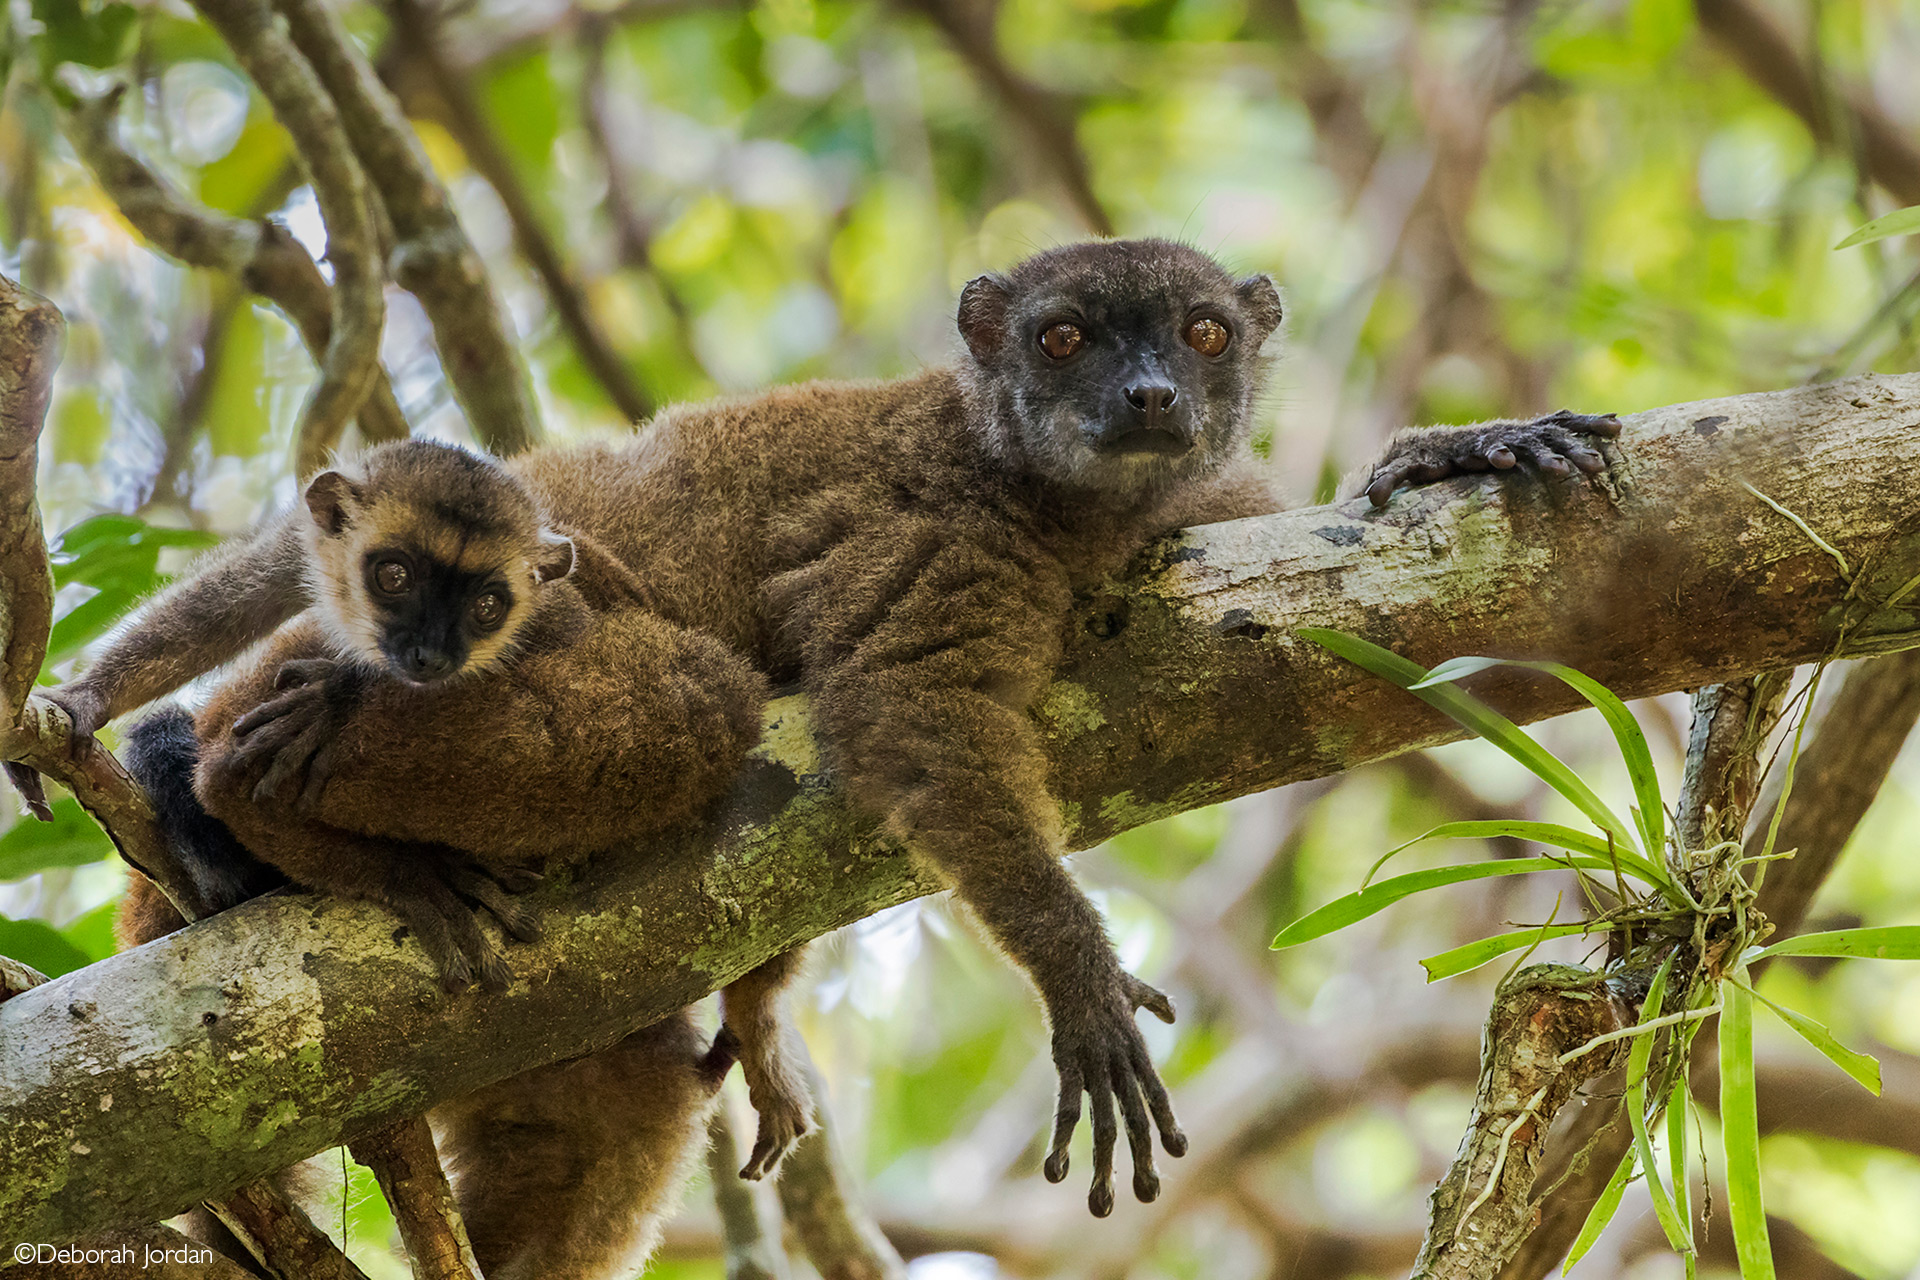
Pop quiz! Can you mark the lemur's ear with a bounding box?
[957,275,1013,364]
[534,530,576,584]
[304,471,363,536]
[1235,275,1284,342]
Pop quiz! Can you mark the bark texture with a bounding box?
[6,374,1920,1241]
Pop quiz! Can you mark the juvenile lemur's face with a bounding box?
[957,239,1284,495]
[301,441,574,685]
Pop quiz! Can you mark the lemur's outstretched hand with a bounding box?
[1043,968,1187,1217]
[1359,409,1622,508]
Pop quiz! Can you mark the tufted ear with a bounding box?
[1235,274,1285,342]
[957,274,1013,364]
[303,471,363,537]
[534,529,576,584]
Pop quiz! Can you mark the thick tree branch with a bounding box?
[269,0,543,455]
[60,89,410,454]
[190,0,384,475]
[9,375,1920,1241]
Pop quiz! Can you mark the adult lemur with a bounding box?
[9,239,1619,1236]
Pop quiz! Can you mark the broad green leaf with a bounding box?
[1626,954,1688,1251]
[1750,926,1920,962]
[1421,923,1610,981]
[60,900,118,965]
[1272,856,1625,949]
[1668,1076,1693,1255]
[0,798,115,880]
[1747,985,1880,1094]
[1721,970,1777,1280]
[1563,1149,1635,1274]
[1366,819,1670,890]
[1415,656,1666,861]
[1835,205,1920,249]
[1299,629,1644,860]
[0,914,92,978]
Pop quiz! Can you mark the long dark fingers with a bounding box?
[1086,1062,1117,1218]
[232,688,315,739]
[1130,1038,1186,1157]
[393,894,470,994]
[1538,408,1622,438]
[223,711,309,774]
[272,658,335,691]
[1518,442,1572,478]
[1126,976,1176,1025]
[252,721,327,804]
[4,762,52,822]
[1045,1062,1083,1184]
[1113,1055,1160,1203]
[1363,460,1421,507]
[446,863,543,943]
[295,739,337,814]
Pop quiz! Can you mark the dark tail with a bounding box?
[122,706,287,915]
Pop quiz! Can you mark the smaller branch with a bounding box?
[208,1181,372,1280]
[893,0,1114,236]
[348,1119,482,1280]
[270,0,543,455]
[1,955,49,1002]
[0,274,64,728]
[705,1104,789,1280]
[189,0,385,474]
[775,1073,906,1280]
[1410,966,1629,1279]
[60,89,411,455]
[385,0,654,424]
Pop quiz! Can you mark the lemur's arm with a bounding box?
[794,521,1185,1218]
[1359,409,1622,507]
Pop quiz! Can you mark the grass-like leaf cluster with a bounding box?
[1279,629,1920,1277]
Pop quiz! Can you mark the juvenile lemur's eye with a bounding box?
[1038,323,1083,360]
[1184,318,1230,357]
[471,592,506,630]
[372,559,411,595]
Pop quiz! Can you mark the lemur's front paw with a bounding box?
[1359,409,1622,508]
[4,688,110,821]
[382,847,545,995]
[224,658,364,810]
[1043,971,1187,1218]
[737,1050,814,1180]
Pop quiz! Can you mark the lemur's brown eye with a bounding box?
[373,560,410,595]
[1184,318,1230,357]
[471,592,505,630]
[1039,323,1084,360]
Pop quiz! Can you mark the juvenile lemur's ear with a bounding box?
[304,471,363,536]
[1235,275,1285,342]
[957,275,1013,364]
[534,530,576,584]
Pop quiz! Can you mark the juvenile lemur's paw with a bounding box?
[1359,409,1622,508]
[383,848,544,995]
[737,1057,814,1181]
[4,688,109,822]
[223,657,365,810]
[1043,971,1187,1218]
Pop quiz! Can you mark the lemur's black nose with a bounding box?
[1124,383,1178,422]
[402,646,454,680]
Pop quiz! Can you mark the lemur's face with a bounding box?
[959,240,1284,494]
[301,442,574,685]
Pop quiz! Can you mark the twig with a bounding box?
[384,0,654,424]
[268,0,543,455]
[775,1069,906,1280]
[209,1181,372,1280]
[892,0,1114,236]
[705,1103,790,1280]
[60,88,410,459]
[187,0,384,475]
[348,1119,482,1280]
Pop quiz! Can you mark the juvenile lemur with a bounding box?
[11,239,1620,1223]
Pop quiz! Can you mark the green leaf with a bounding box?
[1835,205,1920,250]
[1749,926,1920,962]
[1272,856,1626,949]
[0,798,115,880]
[1746,984,1880,1094]
[1421,923,1610,981]
[1720,970,1777,1280]
[0,914,93,978]
[1299,629,1646,862]
[1366,819,1670,889]
[60,900,119,965]
[1627,954,1688,1251]
[1563,1150,1635,1274]
[1415,656,1667,860]
[1668,1076,1692,1256]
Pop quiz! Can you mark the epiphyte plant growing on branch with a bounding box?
[1280,630,1920,1276]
